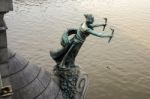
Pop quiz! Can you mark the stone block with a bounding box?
[0,48,8,64]
[0,31,7,48]
[0,63,9,78]
[0,0,13,12]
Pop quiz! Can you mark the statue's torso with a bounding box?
[74,22,91,43]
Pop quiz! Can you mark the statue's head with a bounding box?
[84,14,94,24]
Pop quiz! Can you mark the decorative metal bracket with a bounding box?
[0,75,13,98]
[0,86,13,97]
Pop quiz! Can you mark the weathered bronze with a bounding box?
[50,14,114,69]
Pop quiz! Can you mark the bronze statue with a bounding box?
[50,14,114,69]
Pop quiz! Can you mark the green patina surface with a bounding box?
[50,14,114,69]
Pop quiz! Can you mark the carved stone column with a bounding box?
[0,0,13,98]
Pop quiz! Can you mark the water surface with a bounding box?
[5,0,150,99]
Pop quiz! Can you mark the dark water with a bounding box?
[5,0,150,99]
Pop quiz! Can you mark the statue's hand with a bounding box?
[108,28,114,43]
[102,18,107,31]
[111,28,114,35]
[102,23,107,26]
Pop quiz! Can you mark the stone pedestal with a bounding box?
[53,66,88,99]
[75,71,88,99]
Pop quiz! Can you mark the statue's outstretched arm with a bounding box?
[90,24,105,28]
[86,28,112,38]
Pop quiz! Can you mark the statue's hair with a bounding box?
[84,14,93,19]
[84,14,94,23]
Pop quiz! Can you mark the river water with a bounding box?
[5,0,150,99]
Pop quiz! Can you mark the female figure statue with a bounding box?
[50,14,114,69]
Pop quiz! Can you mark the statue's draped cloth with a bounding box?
[50,24,90,67]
